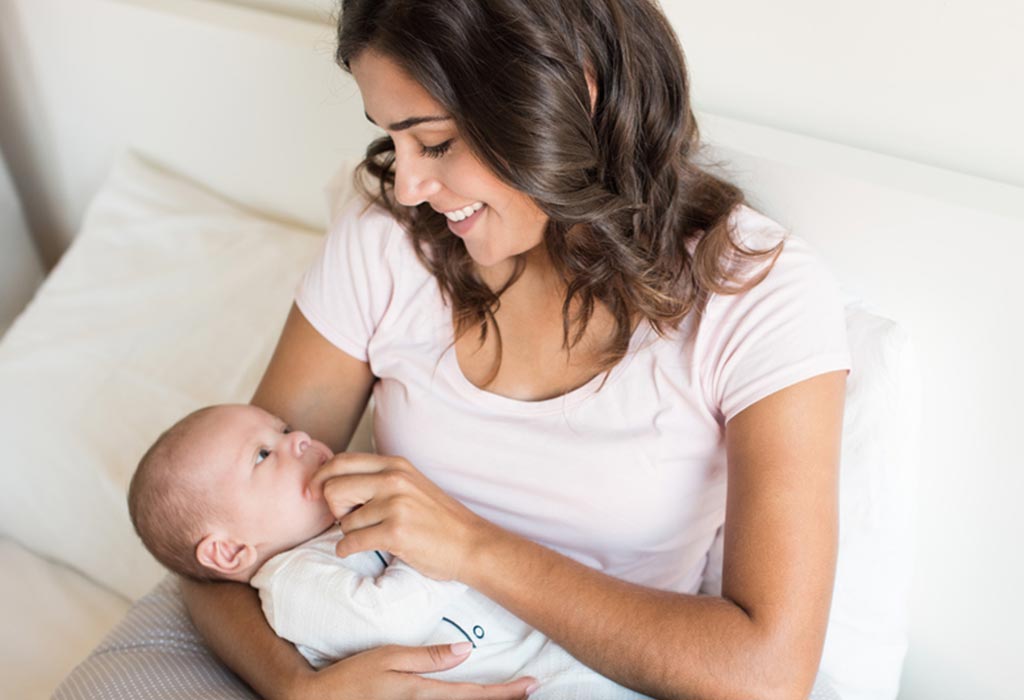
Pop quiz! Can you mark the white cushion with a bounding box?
[700,298,922,700]
[0,150,330,600]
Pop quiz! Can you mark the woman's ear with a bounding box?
[195,534,258,579]
[585,67,598,116]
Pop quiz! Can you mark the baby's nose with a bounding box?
[289,430,312,456]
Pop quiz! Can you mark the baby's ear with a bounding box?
[196,534,257,579]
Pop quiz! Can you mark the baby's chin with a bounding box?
[264,515,336,561]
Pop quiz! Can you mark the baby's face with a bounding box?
[190,405,336,559]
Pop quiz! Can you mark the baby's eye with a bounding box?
[256,448,271,464]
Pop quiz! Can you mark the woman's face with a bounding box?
[348,49,549,275]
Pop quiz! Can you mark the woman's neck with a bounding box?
[476,243,561,300]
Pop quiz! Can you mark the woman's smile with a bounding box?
[447,203,487,237]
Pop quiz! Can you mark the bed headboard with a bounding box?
[6,1,1023,699]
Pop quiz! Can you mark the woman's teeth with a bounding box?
[444,202,484,221]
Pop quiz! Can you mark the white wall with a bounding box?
[214,0,339,24]
[4,0,1021,261]
[668,0,1024,189]
[0,0,353,268]
[240,0,1024,188]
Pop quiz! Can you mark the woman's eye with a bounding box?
[420,140,453,159]
[256,448,271,465]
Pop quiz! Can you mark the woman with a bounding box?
[182,1,850,698]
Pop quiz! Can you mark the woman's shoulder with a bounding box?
[323,194,428,275]
[724,202,789,252]
[691,204,852,424]
[329,193,405,247]
[722,202,840,292]
[697,203,847,325]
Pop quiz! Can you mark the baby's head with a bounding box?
[128,404,335,583]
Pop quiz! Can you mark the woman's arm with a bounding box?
[320,369,846,700]
[467,370,847,700]
[180,578,313,697]
[182,305,535,699]
[250,303,376,454]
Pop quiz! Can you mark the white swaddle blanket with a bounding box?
[250,528,651,699]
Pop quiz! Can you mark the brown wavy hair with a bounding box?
[336,0,784,388]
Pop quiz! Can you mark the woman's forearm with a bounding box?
[463,528,811,700]
[179,577,312,700]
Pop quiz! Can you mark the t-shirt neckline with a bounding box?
[438,309,652,416]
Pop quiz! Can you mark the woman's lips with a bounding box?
[447,204,486,237]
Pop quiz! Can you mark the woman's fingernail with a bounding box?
[450,641,473,656]
[526,681,541,695]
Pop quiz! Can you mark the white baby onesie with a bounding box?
[250,528,652,699]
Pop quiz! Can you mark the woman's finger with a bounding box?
[334,522,388,558]
[320,471,415,520]
[380,642,475,674]
[379,643,537,698]
[308,643,536,699]
[320,472,381,515]
[308,451,397,496]
[410,675,538,699]
[336,495,388,534]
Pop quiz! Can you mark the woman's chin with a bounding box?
[466,247,516,277]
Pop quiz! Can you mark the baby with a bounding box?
[128,404,651,699]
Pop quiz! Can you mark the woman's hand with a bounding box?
[308,452,497,582]
[288,642,536,699]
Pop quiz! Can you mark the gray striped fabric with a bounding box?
[52,573,842,699]
[52,575,256,699]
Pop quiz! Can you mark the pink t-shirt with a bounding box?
[295,197,852,595]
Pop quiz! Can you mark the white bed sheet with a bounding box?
[0,537,130,700]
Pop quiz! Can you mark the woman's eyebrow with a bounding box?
[364,111,452,131]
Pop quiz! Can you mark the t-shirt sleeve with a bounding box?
[294,197,398,362]
[700,228,852,426]
[252,546,467,658]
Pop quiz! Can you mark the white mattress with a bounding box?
[0,537,130,700]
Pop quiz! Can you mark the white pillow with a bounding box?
[700,301,922,700]
[0,150,331,600]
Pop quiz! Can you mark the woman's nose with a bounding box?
[393,149,441,207]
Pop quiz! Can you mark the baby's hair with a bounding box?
[128,405,224,582]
